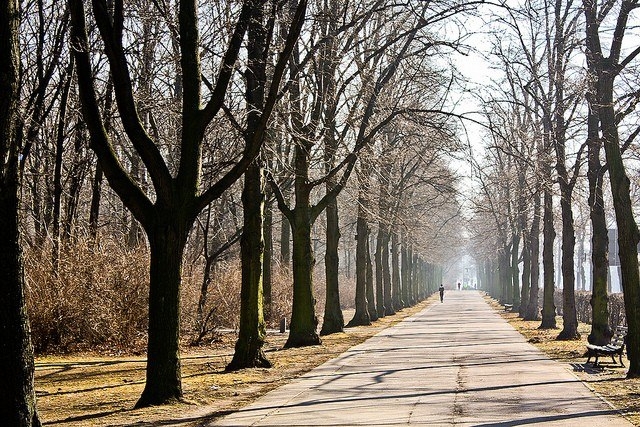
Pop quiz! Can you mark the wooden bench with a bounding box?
[504,304,513,312]
[586,326,627,367]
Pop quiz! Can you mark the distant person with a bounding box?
[439,284,445,302]
[457,282,461,290]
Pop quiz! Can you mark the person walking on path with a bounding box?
[439,284,445,302]
[212,291,633,426]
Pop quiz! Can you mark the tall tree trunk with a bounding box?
[319,0,342,336]
[540,186,557,329]
[587,107,610,345]
[0,190,41,427]
[263,197,273,320]
[599,76,640,376]
[0,0,41,422]
[366,232,378,320]
[280,202,291,268]
[63,121,86,242]
[554,101,579,338]
[229,2,271,367]
[321,192,343,335]
[412,252,419,303]
[52,64,73,266]
[525,190,541,321]
[286,208,321,347]
[520,235,531,318]
[136,220,188,407]
[88,79,113,242]
[89,163,103,240]
[228,163,270,369]
[382,231,394,315]
[401,237,410,306]
[374,224,386,318]
[499,248,511,305]
[407,244,415,305]
[576,232,586,291]
[347,190,371,327]
[511,232,521,310]
[556,190,579,339]
[391,229,404,310]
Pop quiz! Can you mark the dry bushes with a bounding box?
[554,290,626,327]
[25,237,149,354]
[25,236,359,354]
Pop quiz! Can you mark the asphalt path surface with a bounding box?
[212,290,632,426]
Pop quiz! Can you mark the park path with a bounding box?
[212,291,632,426]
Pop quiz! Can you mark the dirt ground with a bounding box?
[487,297,640,426]
[37,294,640,426]
[36,299,434,426]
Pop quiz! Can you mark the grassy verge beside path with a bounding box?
[36,296,436,426]
[486,295,640,426]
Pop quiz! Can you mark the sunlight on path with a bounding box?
[211,291,632,426]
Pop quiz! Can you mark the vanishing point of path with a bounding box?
[212,291,632,426]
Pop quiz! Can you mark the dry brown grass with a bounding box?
[485,296,640,426]
[35,298,435,426]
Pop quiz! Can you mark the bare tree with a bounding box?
[0,0,41,424]
[69,0,307,406]
[583,0,640,376]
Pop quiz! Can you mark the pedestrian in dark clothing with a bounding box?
[439,284,445,302]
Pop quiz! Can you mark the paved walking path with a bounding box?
[212,291,632,426]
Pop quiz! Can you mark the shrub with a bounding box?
[555,289,626,327]
[26,237,360,353]
[25,237,149,354]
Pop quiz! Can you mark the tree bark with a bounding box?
[375,224,386,318]
[525,190,541,321]
[263,197,273,319]
[520,230,531,318]
[599,75,640,375]
[366,232,378,320]
[228,163,271,369]
[229,2,272,367]
[382,230,394,315]
[0,187,42,427]
[391,229,404,310]
[587,100,611,345]
[347,189,371,327]
[582,0,639,373]
[280,203,291,268]
[499,248,511,306]
[540,186,557,329]
[135,219,188,407]
[554,39,579,338]
[511,231,521,310]
[0,0,41,423]
[286,208,321,347]
[407,244,415,305]
[321,192,343,335]
[556,189,579,339]
[320,187,343,324]
[402,239,410,306]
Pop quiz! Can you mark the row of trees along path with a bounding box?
[469,0,640,382]
[1,0,465,424]
[4,1,640,425]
